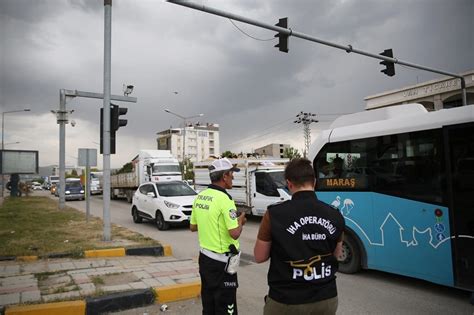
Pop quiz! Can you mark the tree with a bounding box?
[222,150,237,158]
[66,169,80,178]
[283,147,301,160]
[180,158,194,180]
[116,162,133,174]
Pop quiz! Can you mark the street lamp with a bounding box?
[164,109,203,174]
[1,108,31,197]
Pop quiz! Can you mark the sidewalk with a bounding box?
[0,255,200,314]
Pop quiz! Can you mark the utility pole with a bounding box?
[167,0,468,106]
[294,112,318,158]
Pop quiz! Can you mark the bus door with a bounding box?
[445,123,474,289]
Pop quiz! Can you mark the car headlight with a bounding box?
[65,190,70,194]
[80,190,85,193]
[164,200,179,209]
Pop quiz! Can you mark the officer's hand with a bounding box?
[238,212,247,226]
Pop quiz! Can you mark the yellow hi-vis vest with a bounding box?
[191,187,240,253]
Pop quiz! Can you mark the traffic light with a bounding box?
[111,104,128,132]
[274,17,289,53]
[100,104,128,154]
[379,48,395,77]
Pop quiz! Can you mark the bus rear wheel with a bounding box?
[338,234,361,274]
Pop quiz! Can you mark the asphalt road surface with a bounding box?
[39,191,473,314]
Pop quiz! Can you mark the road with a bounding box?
[38,191,473,314]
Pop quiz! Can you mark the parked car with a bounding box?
[131,181,197,230]
[31,182,43,190]
[55,179,85,201]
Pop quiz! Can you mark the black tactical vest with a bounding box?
[267,191,345,304]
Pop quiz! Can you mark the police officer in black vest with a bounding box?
[254,158,345,315]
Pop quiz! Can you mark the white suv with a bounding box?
[131,181,197,230]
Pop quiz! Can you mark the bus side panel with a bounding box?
[316,191,377,270]
[370,193,453,286]
[317,191,454,287]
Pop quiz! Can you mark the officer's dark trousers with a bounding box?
[199,253,238,315]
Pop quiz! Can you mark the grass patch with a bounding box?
[91,276,104,286]
[0,196,160,257]
[35,271,59,281]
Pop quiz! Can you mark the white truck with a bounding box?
[89,171,103,195]
[194,158,291,216]
[111,150,182,202]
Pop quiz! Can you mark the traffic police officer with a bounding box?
[191,158,246,315]
[254,158,345,315]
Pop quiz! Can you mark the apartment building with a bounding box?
[156,123,220,162]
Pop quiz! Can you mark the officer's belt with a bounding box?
[200,248,230,263]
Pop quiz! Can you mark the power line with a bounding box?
[228,19,275,41]
[226,117,294,146]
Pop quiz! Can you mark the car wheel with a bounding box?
[132,206,142,223]
[155,210,169,231]
[338,234,361,274]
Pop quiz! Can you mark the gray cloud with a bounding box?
[1,0,472,168]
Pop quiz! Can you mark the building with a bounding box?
[254,143,290,158]
[156,123,220,162]
[365,69,474,110]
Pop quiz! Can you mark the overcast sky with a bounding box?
[1,0,472,169]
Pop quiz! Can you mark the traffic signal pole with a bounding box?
[103,0,112,241]
[167,0,467,106]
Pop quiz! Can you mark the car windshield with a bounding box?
[156,182,197,197]
[153,165,181,173]
[67,181,82,188]
[267,171,286,189]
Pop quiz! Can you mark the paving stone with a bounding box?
[0,293,20,306]
[176,277,201,284]
[21,290,41,303]
[129,281,148,289]
[101,284,132,293]
[133,271,152,279]
[3,265,20,276]
[89,260,107,268]
[68,267,97,275]
[73,261,94,269]
[47,263,64,272]
[20,263,47,274]
[78,283,96,295]
[0,285,37,294]
[41,275,71,286]
[72,277,90,284]
[156,277,175,286]
[60,262,75,270]
[42,290,81,302]
[170,273,199,280]
[144,267,160,274]
[142,278,161,287]
[0,275,36,285]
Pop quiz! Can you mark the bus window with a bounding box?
[315,129,444,204]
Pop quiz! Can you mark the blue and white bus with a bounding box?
[310,103,474,299]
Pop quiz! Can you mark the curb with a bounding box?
[0,245,167,262]
[154,281,201,303]
[3,282,202,315]
[5,300,86,315]
[86,289,155,315]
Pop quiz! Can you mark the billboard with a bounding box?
[0,150,39,174]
